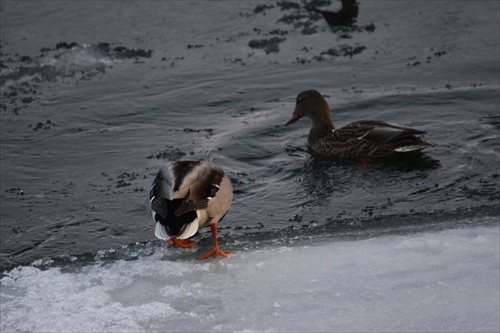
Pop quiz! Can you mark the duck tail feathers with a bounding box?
[395,141,437,153]
[177,220,199,240]
[155,222,170,240]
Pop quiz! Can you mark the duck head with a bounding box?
[285,90,335,129]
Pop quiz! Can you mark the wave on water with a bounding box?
[0,42,152,113]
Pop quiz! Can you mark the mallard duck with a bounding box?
[285,90,436,159]
[148,160,233,259]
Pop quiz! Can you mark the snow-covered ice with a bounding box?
[1,223,499,332]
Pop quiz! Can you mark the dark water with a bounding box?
[1,1,499,271]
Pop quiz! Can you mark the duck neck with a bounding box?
[310,111,335,132]
[306,97,335,141]
[308,118,335,146]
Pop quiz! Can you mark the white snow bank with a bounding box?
[1,224,499,332]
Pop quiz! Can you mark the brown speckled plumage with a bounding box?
[286,90,437,159]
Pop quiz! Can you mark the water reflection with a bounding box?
[290,151,442,223]
[306,0,359,27]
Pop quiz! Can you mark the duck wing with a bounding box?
[173,162,224,214]
[340,120,426,143]
[149,164,199,238]
[310,120,435,158]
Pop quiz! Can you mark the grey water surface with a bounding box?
[1,0,499,271]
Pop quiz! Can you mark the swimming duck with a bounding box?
[285,90,436,159]
[148,160,233,259]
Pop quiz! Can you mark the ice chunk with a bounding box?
[1,225,499,332]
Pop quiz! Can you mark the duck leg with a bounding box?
[196,223,234,260]
[167,237,198,248]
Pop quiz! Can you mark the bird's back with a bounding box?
[308,120,436,158]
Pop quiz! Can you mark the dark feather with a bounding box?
[175,198,209,217]
[187,167,224,202]
[151,197,197,236]
[150,170,173,200]
[170,160,200,192]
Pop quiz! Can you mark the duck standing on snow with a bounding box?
[285,90,436,159]
[148,161,233,259]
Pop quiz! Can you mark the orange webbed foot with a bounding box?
[167,238,198,248]
[196,247,234,260]
[195,223,233,259]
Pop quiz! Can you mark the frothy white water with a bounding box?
[1,224,499,332]
[41,44,115,74]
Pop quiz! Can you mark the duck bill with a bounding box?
[285,110,302,126]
